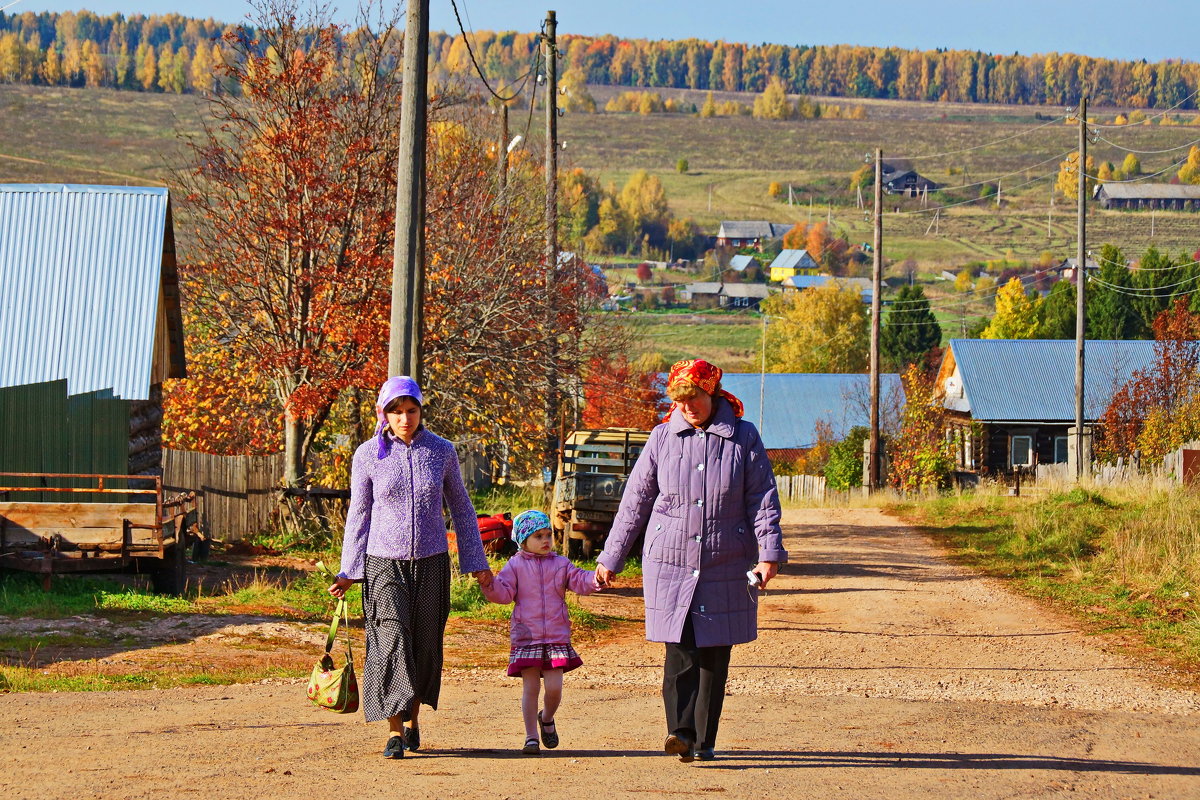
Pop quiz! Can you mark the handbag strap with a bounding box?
[324,597,354,664]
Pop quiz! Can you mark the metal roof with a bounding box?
[947,339,1157,422]
[729,254,755,271]
[721,372,904,450]
[717,221,792,240]
[767,249,817,272]
[720,283,770,298]
[1095,183,1200,200]
[683,282,724,295]
[0,184,177,400]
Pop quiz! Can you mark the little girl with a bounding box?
[481,509,600,754]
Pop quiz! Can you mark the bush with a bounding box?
[825,426,870,490]
[676,158,688,174]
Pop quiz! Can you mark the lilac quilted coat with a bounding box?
[597,398,787,647]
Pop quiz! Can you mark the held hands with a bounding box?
[595,564,615,589]
[472,569,494,589]
[751,561,779,589]
[328,575,355,599]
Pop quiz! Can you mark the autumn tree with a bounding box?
[981,277,1042,339]
[1122,153,1142,177]
[560,69,596,113]
[762,283,868,373]
[1055,150,1096,201]
[880,285,941,370]
[580,354,666,430]
[887,364,955,491]
[171,1,404,484]
[752,76,794,120]
[1178,145,1200,184]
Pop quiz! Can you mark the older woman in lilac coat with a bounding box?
[596,359,787,763]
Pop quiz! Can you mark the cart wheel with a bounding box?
[151,543,188,596]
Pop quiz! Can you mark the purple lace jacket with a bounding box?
[338,428,488,580]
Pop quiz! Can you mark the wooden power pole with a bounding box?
[498,102,509,192]
[388,0,430,381]
[869,148,883,490]
[1074,97,1088,480]
[543,9,559,487]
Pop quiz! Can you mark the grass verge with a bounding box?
[892,485,1200,671]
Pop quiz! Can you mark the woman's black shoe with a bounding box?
[383,735,405,759]
[403,726,421,752]
[696,748,715,761]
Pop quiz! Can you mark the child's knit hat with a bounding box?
[512,510,551,546]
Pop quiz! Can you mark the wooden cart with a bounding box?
[0,472,200,595]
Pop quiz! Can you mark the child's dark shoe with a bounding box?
[522,737,541,755]
[383,735,405,759]
[402,726,420,752]
[537,711,559,749]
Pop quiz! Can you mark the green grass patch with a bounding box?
[0,664,304,693]
[894,485,1200,667]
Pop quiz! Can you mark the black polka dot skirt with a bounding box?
[361,552,451,723]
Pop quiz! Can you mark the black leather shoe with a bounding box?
[403,726,420,752]
[696,748,715,761]
[664,734,694,763]
[383,735,405,759]
[538,711,559,749]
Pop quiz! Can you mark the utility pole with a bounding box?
[542,9,559,489]
[869,148,883,490]
[498,101,509,192]
[388,0,430,381]
[1074,96,1088,480]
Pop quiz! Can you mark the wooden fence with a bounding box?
[775,474,828,503]
[164,449,284,542]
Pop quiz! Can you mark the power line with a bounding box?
[448,0,537,102]
[1082,153,1191,183]
[1090,272,1200,295]
[1090,88,1200,129]
[889,165,1062,217]
[889,115,1069,161]
[1092,131,1200,156]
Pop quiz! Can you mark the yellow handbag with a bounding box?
[307,596,360,713]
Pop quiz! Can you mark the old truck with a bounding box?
[552,428,650,559]
[0,472,200,595]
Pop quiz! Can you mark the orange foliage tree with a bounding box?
[1096,298,1200,465]
[887,364,955,490]
[166,2,403,483]
[580,355,667,430]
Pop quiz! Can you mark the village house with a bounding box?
[0,184,186,480]
[714,220,793,250]
[881,165,938,196]
[720,373,904,464]
[728,254,757,273]
[680,281,772,310]
[936,339,1156,474]
[782,275,874,304]
[1052,257,1100,283]
[1094,183,1200,211]
[767,249,820,282]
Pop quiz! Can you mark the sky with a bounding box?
[5,0,1199,63]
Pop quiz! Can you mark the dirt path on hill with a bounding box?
[4,508,1199,800]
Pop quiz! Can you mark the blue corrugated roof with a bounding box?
[949,339,1157,422]
[0,184,172,400]
[721,373,904,449]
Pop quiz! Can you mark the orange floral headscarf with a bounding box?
[663,359,745,423]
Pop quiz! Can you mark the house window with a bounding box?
[1054,436,1068,464]
[1010,435,1033,467]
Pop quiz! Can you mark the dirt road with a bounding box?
[5,509,1199,799]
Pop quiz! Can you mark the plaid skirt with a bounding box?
[507,643,583,677]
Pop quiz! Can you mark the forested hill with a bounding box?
[0,8,1197,109]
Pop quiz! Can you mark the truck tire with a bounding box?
[151,542,187,596]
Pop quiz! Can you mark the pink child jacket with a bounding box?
[481,550,599,646]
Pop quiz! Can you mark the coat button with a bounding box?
[695,535,701,542]
[697,464,705,471]
[699,605,706,612]
[656,524,662,530]
[692,569,699,577]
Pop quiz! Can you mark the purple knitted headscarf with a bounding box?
[375,375,424,459]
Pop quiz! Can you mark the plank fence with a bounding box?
[775,474,828,503]
[163,449,283,542]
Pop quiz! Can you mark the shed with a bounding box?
[1094,183,1200,210]
[719,283,770,309]
[680,281,724,309]
[720,372,904,461]
[0,184,185,485]
[935,339,1155,472]
[728,254,756,273]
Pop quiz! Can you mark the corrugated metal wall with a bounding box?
[0,379,128,501]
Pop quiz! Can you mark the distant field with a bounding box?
[624,313,763,371]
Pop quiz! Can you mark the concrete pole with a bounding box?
[869,148,883,490]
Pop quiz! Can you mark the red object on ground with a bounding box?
[476,512,514,554]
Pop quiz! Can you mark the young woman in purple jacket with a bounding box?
[482,510,601,754]
[596,359,787,763]
[329,376,494,759]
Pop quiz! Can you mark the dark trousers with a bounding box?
[663,616,732,750]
